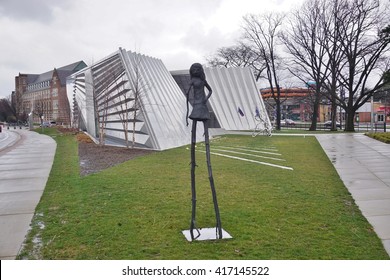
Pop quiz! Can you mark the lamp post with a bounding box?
[28,112,33,130]
[385,90,389,132]
[370,93,374,133]
[340,88,345,130]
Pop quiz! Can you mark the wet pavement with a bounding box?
[316,133,390,256]
[0,129,56,259]
[0,129,21,151]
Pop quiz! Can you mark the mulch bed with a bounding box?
[56,128,155,176]
[60,128,156,176]
[78,142,155,176]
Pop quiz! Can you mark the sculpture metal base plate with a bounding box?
[182,228,232,242]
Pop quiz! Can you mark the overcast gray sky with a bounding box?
[0,0,304,99]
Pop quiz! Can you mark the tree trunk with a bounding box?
[132,107,137,149]
[309,97,320,131]
[132,119,136,149]
[275,99,281,130]
[345,108,355,132]
[330,100,338,131]
[124,121,129,149]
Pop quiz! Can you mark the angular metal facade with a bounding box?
[67,48,199,150]
[67,48,271,150]
[172,67,271,132]
[205,67,271,131]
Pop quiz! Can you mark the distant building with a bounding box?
[14,61,87,124]
[260,87,331,122]
[357,102,390,123]
[261,86,390,125]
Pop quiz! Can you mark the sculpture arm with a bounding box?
[204,80,212,103]
[185,84,193,126]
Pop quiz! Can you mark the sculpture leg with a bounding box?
[204,120,223,239]
[190,120,199,240]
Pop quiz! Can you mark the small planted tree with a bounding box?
[33,99,49,130]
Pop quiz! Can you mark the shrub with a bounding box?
[365,132,390,144]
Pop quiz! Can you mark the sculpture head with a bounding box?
[189,63,205,81]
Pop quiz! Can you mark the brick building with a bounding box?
[14,61,87,125]
[260,87,331,122]
[261,87,390,125]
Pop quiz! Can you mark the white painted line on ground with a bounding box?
[215,145,282,156]
[212,148,286,162]
[235,145,278,152]
[197,150,293,171]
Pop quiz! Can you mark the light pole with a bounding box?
[385,90,389,132]
[28,112,33,130]
[340,88,345,130]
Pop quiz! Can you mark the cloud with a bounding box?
[0,0,74,23]
[180,22,238,57]
[0,0,305,99]
[0,0,226,98]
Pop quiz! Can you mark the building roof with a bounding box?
[26,74,39,84]
[23,61,87,90]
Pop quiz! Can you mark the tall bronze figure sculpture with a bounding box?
[185,63,222,241]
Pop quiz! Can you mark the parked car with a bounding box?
[40,121,51,127]
[324,121,341,128]
[282,119,296,125]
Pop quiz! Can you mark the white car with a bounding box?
[324,121,341,128]
[282,119,296,125]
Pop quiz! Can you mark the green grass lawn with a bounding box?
[18,129,389,259]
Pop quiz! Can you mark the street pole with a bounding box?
[370,95,374,133]
[28,112,33,130]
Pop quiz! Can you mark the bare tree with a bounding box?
[206,42,266,81]
[100,52,150,148]
[282,0,389,131]
[33,99,50,129]
[112,66,146,149]
[0,95,17,122]
[281,0,335,130]
[95,88,110,145]
[110,73,132,148]
[243,13,285,130]
[335,0,390,131]
[320,0,347,131]
[93,69,118,145]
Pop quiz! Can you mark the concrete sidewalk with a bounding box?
[316,134,390,257]
[0,129,56,259]
[0,129,21,151]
